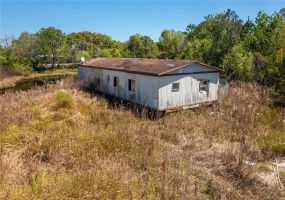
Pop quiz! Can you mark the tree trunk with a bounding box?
[51,54,55,69]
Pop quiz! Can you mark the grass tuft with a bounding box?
[54,90,73,109]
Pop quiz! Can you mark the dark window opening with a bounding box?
[128,79,135,92]
[114,77,119,88]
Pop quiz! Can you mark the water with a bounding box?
[0,76,67,95]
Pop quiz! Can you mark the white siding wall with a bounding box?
[158,73,219,110]
[168,63,216,74]
[78,66,220,110]
[78,66,92,80]
[77,66,103,90]
[102,70,159,108]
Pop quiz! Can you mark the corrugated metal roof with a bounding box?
[79,58,223,76]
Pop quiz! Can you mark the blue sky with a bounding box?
[0,1,284,42]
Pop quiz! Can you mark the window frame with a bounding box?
[128,79,135,92]
[172,82,179,92]
[114,76,119,88]
[199,80,209,92]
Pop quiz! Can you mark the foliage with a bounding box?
[157,29,186,59]
[185,9,243,66]
[78,50,92,60]
[127,34,143,58]
[100,49,112,58]
[222,44,254,81]
[11,62,34,75]
[126,34,158,58]
[140,35,159,58]
[15,32,40,69]
[37,27,65,68]
[54,90,73,109]
[181,38,211,61]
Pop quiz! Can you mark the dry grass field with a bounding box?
[0,78,285,199]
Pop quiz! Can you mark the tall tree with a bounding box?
[0,35,15,49]
[64,35,77,63]
[185,9,243,66]
[158,29,186,59]
[140,35,158,58]
[15,32,39,69]
[222,44,254,81]
[128,34,143,58]
[248,12,285,86]
[181,38,211,61]
[265,14,285,98]
[38,27,65,68]
[0,35,17,70]
[69,31,122,59]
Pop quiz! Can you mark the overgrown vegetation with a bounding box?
[0,78,284,199]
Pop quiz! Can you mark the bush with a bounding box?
[12,62,33,75]
[54,91,73,109]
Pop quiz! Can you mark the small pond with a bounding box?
[0,76,71,95]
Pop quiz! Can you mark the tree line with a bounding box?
[0,8,284,100]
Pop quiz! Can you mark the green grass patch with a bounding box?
[54,90,73,109]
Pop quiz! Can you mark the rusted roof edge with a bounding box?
[78,62,223,76]
[78,64,160,76]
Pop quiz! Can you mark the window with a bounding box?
[95,78,101,88]
[114,77,119,88]
[172,83,179,92]
[107,75,110,81]
[199,80,209,92]
[128,79,135,92]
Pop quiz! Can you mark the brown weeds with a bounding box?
[0,79,284,199]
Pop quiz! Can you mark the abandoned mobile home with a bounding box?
[77,58,226,111]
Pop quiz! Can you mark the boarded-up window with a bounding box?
[128,79,135,92]
[114,77,119,88]
[199,80,209,92]
[172,83,179,92]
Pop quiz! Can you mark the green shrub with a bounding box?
[54,91,73,109]
[12,62,33,75]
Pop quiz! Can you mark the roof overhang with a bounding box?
[78,58,224,77]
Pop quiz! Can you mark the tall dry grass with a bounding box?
[0,78,284,199]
